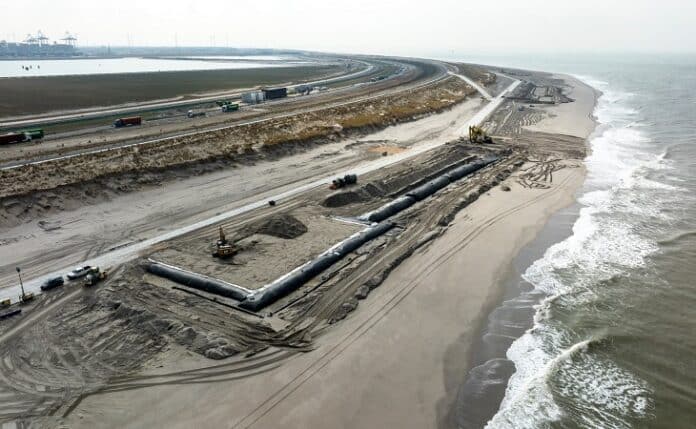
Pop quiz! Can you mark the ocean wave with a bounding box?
[488,76,660,428]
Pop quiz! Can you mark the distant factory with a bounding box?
[0,31,79,57]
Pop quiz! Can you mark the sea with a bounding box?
[443,53,696,428]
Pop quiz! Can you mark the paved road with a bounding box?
[0,60,441,171]
[0,58,376,129]
[0,76,520,303]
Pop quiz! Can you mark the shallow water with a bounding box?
[443,54,696,428]
[0,56,295,78]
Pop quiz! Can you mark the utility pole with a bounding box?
[16,267,25,299]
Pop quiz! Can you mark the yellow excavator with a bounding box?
[212,226,239,259]
[469,126,493,144]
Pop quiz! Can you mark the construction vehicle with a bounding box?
[19,293,34,304]
[330,174,358,190]
[84,267,107,287]
[212,226,239,259]
[468,126,493,144]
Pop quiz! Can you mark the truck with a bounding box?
[221,103,240,113]
[0,132,26,145]
[113,116,142,128]
[187,110,206,118]
[23,128,44,140]
[0,128,45,145]
[262,87,287,100]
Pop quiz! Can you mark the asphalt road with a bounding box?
[0,59,442,170]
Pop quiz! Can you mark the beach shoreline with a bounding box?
[56,72,599,429]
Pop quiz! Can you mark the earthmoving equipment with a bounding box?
[212,226,239,259]
[113,116,142,128]
[84,267,107,287]
[330,174,358,190]
[468,126,493,144]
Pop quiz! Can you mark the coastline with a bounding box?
[62,73,599,428]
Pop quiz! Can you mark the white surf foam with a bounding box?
[487,76,664,428]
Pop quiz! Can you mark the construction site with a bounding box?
[0,53,597,427]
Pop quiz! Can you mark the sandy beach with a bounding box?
[55,73,598,428]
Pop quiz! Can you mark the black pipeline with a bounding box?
[146,260,251,301]
[359,156,498,223]
[240,221,395,311]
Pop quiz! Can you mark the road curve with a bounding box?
[0,59,447,171]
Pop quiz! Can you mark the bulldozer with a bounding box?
[469,126,493,144]
[84,267,107,287]
[212,226,239,259]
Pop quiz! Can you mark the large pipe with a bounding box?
[359,195,417,223]
[146,260,251,301]
[240,221,395,311]
[359,156,498,223]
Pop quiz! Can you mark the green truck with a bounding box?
[221,103,240,113]
[23,128,44,140]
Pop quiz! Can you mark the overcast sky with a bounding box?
[3,0,695,56]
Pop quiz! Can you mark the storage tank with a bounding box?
[241,91,265,105]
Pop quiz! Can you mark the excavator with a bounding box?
[468,126,493,144]
[212,226,239,259]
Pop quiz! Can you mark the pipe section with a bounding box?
[240,222,395,311]
[146,260,251,301]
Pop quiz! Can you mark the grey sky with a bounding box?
[3,0,695,55]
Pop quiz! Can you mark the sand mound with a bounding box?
[251,214,308,239]
[322,191,368,208]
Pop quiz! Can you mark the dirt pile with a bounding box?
[247,214,308,239]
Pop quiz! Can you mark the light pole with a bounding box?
[16,267,25,299]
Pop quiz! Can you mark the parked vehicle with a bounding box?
[113,116,142,128]
[67,265,93,280]
[40,276,65,291]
